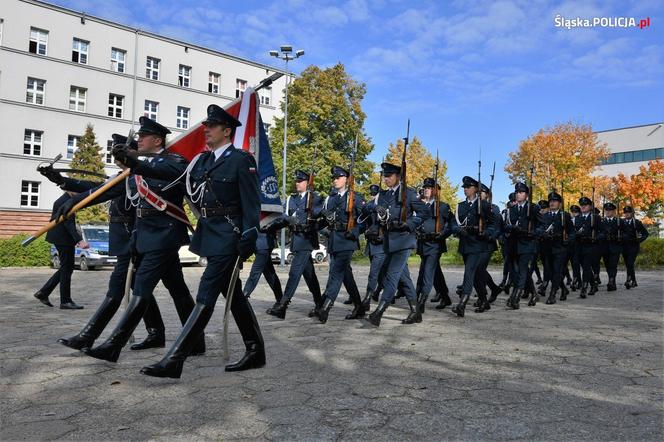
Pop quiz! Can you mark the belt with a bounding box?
[136,208,163,218]
[110,216,133,223]
[418,232,441,241]
[330,222,348,231]
[200,207,240,218]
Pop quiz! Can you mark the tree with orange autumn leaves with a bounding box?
[609,160,664,224]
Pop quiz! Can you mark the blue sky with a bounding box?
[52,0,663,201]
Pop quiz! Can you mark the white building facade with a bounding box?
[595,122,663,177]
[0,0,287,237]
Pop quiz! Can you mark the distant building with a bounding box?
[0,0,286,238]
[595,122,663,177]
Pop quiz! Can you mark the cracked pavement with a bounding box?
[1,265,662,441]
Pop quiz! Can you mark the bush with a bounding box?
[635,238,664,268]
[0,234,52,267]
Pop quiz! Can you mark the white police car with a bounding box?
[50,225,116,271]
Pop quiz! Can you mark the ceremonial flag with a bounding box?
[166,88,283,223]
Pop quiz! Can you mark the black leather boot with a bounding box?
[225,292,266,372]
[417,292,427,314]
[172,296,205,356]
[545,289,557,305]
[560,284,569,301]
[343,297,353,305]
[589,283,598,295]
[435,296,452,310]
[58,296,121,350]
[82,295,149,362]
[452,293,471,317]
[402,299,422,324]
[141,303,214,379]
[316,298,334,324]
[527,291,539,306]
[571,277,579,291]
[580,283,587,298]
[537,281,549,296]
[130,328,165,350]
[488,284,502,303]
[507,288,521,310]
[474,296,490,313]
[345,298,366,320]
[430,292,442,303]
[607,277,617,292]
[266,299,289,319]
[365,301,388,327]
[34,290,53,307]
[225,340,266,372]
[361,290,373,312]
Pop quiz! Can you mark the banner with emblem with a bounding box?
[166,88,283,222]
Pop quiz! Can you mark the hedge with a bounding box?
[0,234,52,267]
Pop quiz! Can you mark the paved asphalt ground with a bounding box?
[1,264,662,441]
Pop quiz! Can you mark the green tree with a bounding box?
[68,124,108,223]
[269,63,375,197]
[384,136,458,204]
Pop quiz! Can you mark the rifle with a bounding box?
[477,148,483,234]
[346,134,358,232]
[561,180,567,242]
[488,161,496,205]
[433,149,441,234]
[399,120,410,224]
[527,164,535,233]
[305,145,317,218]
[591,180,596,241]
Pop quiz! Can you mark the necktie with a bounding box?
[205,152,216,169]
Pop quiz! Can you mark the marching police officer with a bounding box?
[415,177,452,313]
[449,176,496,317]
[621,206,649,288]
[266,170,323,319]
[503,182,543,309]
[479,183,503,305]
[53,117,203,363]
[359,184,387,310]
[364,162,428,326]
[600,202,623,292]
[315,166,365,322]
[498,193,517,295]
[243,223,283,302]
[568,204,582,292]
[540,191,574,304]
[573,197,601,298]
[141,104,264,377]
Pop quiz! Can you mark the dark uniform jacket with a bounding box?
[165,147,260,257]
[504,202,544,254]
[600,217,624,253]
[359,198,384,256]
[46,193,82,246]
[322,190,364,253]
[416,200,453,256]
[61,175,135,257]
[451,197,497,255]
[374,185,428,253]
[541,210,575,250]
[284,191,323,252]
[621,217,649,243]
[571,212,601,243]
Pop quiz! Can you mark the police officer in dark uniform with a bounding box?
[621,206,649,288]
[573,196,601,298]
[33,192,86,309]
[266,170,323,319]
[498,193,517,294]
[449,176,496,317]
[359,184,386,310]
[140,105,264,377]
[51,134,170,351]
[315,166,365,323]
[54,117,202,363]
[540,191,574,304]
[600,202,623,292]
[568,204,582,292]
[479,183,503,305]
[364,162,428,326]
[503,182,543,309]
[415,177,452,313]
[243,222,283,302]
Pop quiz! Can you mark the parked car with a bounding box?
[271,245,327,265]
[50,225,116,270]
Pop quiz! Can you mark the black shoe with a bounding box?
[624,280,631,290]
[83,295,149,363]
[545,290,557,305]
[488,285,502,303]
[342,297,353,305]
[316,298,333,324]
[266,300,288,319]
[589,284,598,295]
[607,278,617,292]
[225,342,266,372]
[307,305,320,318]
[60,301,84,310]
[371,291,379,302]
[452,294,470,317]
[58,296,121,351]
[537,281,549,296]
[130,328,165,350]
[527,293,538,307]
[435,299,452,310]
[402,299,422,324]
[361,290,373,312]
[474,300,490,313]
[365,301,388,327]
[507,288,521,310]
[473,299,481,308]
[345,301,366,320]
[560,285,568,301]
[580,284,587,299]
[34,291,53,307]
[141,304,214,379]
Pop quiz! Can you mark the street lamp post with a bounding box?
[270,46,305,267]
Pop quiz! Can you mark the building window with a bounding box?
[72,38,89,64]
[144,100,158,120]
[29,27,48,55]
[146,57,160,80]
[24,129,43,156]
[67,135,80,159]
[69,86,87,112]
[108,93,124,118]
[26,77,46,105]
[259,87,272,106]
[178,65,191,87]
[105,140,114,164]
[208,72,220,94]
[176,106,190,129]
[21,181,40,207]
[111,48,126,72]
[601,148,664,165]
[236,79,247,99]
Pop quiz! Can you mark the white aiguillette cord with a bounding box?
[222,256,242,362]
